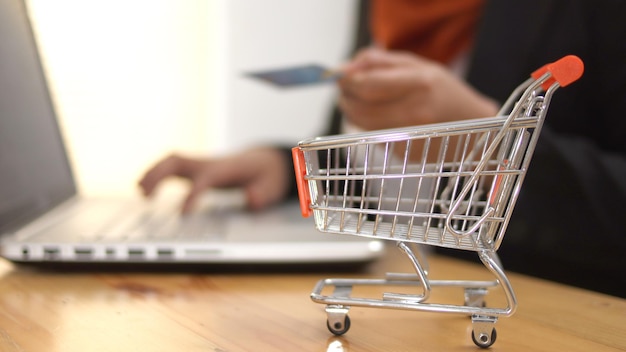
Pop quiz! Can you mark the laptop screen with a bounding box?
[0,0,76,233]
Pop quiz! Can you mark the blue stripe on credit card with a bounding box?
[246,64,341,87]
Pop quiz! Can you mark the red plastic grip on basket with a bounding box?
[489,160,509,206]
[292,147,312,218]
[531,55,584,90]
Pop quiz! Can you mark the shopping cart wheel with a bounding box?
[326,315,351,336]
[472,328,497,349]
[325,305,351,335]
[471,315,498,348]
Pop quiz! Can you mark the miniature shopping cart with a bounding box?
[292,55,584,348]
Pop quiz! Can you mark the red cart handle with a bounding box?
[531,55,584,91]
[292,147,312,218]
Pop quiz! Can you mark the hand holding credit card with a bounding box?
[245,64,342,88]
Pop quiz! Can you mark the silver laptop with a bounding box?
[0,0,384,266]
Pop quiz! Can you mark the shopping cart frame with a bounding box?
[292,56,584,348]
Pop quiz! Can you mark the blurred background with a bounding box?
[26,0,358,196]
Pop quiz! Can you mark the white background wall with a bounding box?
[217,0,358,152]
[26,0,214,196]
[26,0,357,196]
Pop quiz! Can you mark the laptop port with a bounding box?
[128,248,145,260]
[74,248,93,260]
[44,247,60,260]
[157,248,174,260]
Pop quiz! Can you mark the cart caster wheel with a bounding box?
[326,315,351,336]
[472,328,497,349]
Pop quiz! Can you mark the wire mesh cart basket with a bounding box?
[292,55,584,348]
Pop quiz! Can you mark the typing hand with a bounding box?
[138,147,291,214]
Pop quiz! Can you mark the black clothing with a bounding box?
[287,0,626,297]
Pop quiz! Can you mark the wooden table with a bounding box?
[0,246,624,351]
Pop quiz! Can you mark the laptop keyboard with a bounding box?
[95,203,229,242]
[21,199,231,243]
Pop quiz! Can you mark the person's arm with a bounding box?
[138,147,295,213]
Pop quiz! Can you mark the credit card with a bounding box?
[245,64,341,87]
